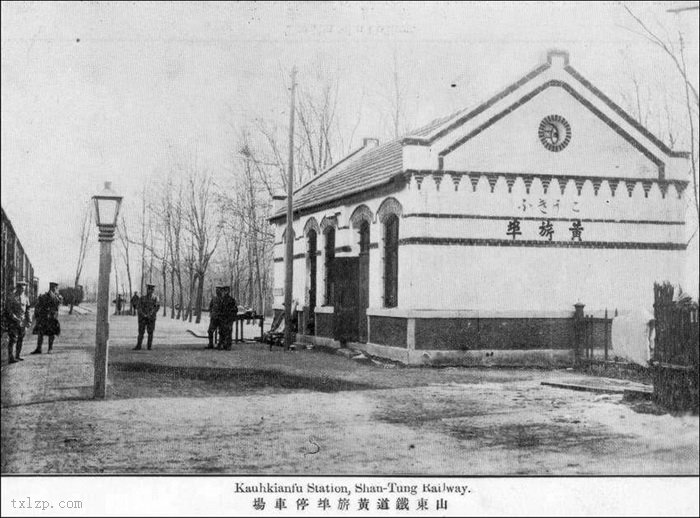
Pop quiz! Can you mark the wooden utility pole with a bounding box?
[284,67,297,350]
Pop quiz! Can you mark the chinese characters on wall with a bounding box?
[507,217,584,241]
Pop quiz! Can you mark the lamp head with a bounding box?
[92,181,123,228]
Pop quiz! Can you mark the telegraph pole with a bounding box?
[284,67,297,350]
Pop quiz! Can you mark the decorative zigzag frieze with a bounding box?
[608,179,620,197]
[486,174,499,193]
[541,176,552,195]
[406,170,688,200]
[468,173,480,192]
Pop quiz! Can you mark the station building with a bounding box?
[270,50,690,366]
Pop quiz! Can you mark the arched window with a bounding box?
[307,230,317,310]
[383,214,399,308]
[324,227,335,305]
[359,221,370,255]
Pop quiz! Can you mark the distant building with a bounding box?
[269,50,690,366]
[1,206,38,312]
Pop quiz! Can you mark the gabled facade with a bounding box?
[270,50,690,366]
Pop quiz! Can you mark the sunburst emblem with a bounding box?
[538,114,571,152]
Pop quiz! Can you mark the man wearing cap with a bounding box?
[218,286,238,350]
[30,282,63,354]
[207,287,223,349]
[134,283,160,350]
[4,281,32,363]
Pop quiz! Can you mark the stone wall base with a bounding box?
[295,333,575,367]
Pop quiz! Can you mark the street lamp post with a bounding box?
[92,182,123,399]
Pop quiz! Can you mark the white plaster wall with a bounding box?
[397,164,688,314]
[401,244,686,313]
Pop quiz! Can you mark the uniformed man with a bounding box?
[134,283,160,350]
[218,286,238,350]
[4,281,32,363]
[207,286,223,349]
[130,292,139,316]
[30,282,62,354]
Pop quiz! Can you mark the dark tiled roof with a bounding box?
[273,139,404,219]
[272,113,475,219]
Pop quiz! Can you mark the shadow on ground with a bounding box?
[109,361,378,398]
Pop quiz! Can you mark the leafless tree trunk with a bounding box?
[161,257,167,317]
[71,203,93,315]
[185,237,195,322]
[147,227,154,285]
[113,258,119,315]
[166,179,185,319]
[182,162,222,324]
[390,51,406,138]
[140,182,148,294]
[117,216,133,307]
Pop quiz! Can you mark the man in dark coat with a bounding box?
[218,286,238,350]
[134,284,160,350]
[207,287,223,349]
[130,292,139,316]
[30,282,62,354]
[4,280,32,363]
[115,294,124,315]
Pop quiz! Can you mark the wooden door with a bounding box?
[333,257,359,343]
[358,252,369,342]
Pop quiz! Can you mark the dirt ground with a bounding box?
[1,306,698,474]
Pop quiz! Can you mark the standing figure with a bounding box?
[31,282,62,354]
[115,294,124,315]
[4,281,32,363]
[207,287,223,349]
[130,291,139,316]
[218,286,238,350]
[134,284,160,350]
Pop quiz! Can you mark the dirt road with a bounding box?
[2,307,698,474]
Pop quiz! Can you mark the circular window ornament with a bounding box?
[538,114,571,152]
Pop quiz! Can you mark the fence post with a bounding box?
[586,314,593,359]
[604,308,609,362]
[573,302,585,366]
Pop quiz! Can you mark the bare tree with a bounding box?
[74,202,92,288]
[113,257,119,315]
[181,160,223,324]
[296,72,340,178]
[139,181,149,294]
[69,202,93,314]
[375,50,413,141]
[117,215,133,310]
[168,179,186,320]
[623,4,699,228]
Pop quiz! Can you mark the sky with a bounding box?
[2,1,698,293]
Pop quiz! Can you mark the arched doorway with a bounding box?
[358,220,370,342]
[306,229,317,334]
